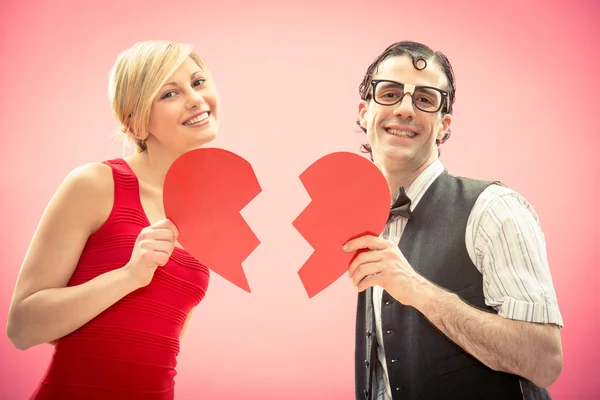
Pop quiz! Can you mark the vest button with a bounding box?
[384,300,392,306]
[364,389,369,398]
[364,360,369,368]
[395,386,404,392]
[385,329,395,334]
[366,331,372,338]
[390,358,399,363]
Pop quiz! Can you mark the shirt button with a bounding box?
[392,236,399,242]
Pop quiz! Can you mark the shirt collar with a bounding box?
[404,159,444,211]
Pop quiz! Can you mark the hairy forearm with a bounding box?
[7,267,138,350]
[414,282,562,387]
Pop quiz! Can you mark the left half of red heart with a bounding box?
[292,152,390,299]
[163,148,261,292]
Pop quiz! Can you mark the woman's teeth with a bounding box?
[184,112,209,126]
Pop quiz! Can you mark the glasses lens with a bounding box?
[374,81,404,105]
[413,87,442,112]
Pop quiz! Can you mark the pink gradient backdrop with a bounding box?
[1,0,598,399]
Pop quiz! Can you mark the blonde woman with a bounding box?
[7,40,217,399]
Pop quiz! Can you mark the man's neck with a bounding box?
[376,156,438,203]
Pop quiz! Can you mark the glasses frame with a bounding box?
[368,79,449,113]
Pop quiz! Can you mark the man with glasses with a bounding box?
[343,41,563,400]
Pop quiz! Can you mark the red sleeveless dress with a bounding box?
[30,159,210,400]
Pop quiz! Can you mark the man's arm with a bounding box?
[414,280,562,388]
[347,239,563,388]
[462,186,564,386]
[346,186,565,388]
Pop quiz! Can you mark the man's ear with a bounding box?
[437,113,452,143]
[358,100,369,130]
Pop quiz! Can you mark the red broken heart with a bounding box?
[163,149,389,298]
[292,152,390,298]
[163,148,261,292]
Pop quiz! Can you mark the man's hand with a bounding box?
[344,234,431,308]
[344,236,563,387]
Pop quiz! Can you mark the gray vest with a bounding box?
[355,171,550,400]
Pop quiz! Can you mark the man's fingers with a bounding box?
[348,250,383,278]
[343,235,389,253]
[356,273,380,292]
[351,263,384,287]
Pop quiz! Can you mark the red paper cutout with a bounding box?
[292,152,390,298]
[163,148,261,292]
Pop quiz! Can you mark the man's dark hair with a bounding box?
[357,41,456,159]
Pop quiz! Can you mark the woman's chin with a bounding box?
[189,131,217,148]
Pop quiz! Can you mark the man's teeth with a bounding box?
[184,112,209,126]
[387,128,416,138]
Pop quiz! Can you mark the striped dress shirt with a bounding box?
[372,160,563,400]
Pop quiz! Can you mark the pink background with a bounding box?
[1,0,598,399]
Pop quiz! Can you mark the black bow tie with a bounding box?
[388,186,412,222]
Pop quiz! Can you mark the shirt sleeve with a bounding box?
[466,185,563,327]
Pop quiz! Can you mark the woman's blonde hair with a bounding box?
[108,40,206,152]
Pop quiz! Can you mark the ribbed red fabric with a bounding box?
[30,159,210,400]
